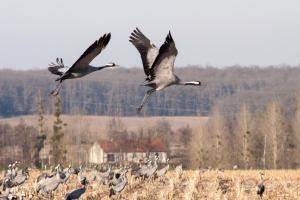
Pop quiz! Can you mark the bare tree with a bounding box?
[209,106,227,168]
[261,101,286,169]
[188,126,205,169]
[235,103,252,169]
[290,97,300,168]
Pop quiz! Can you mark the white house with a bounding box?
[89,139,168,164]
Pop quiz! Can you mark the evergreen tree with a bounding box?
[33,91,47,168]
[50,96,66,165]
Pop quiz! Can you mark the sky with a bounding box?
[0,0,300,69]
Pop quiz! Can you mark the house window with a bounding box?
[107,154,115,162]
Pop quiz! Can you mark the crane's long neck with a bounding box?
[178,81,201,86]
[260,174,264,182]
[97,66,109,70]
[97,64,115,71]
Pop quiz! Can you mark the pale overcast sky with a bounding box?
[0,0,300,69]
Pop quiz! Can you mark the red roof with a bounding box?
[97,139,167,153]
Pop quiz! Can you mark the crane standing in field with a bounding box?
[48,33,118,96]
[256,172,265,199]
[36,165,64,197]
[129,28,202,112]
[109,170,128,198]
[154,158,169,180]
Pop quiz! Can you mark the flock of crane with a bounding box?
[0,159,267,199]
[0,154,172,199]
[47,28,202,111]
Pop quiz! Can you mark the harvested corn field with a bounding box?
[2,169,300,200]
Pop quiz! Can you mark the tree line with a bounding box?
[1,65,300,117]
[189,99,300,169]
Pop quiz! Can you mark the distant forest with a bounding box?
[0,65,300,118]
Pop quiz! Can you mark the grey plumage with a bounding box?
[143,156,159,179]
[129,28,159,80]
[4,166,12,180]
[60,167,72,183]
[97,166,112,185]
[9,172,27,187]
[36,167,64,194]
[256,172,265,199]
[36,172,53,183]
[133,156,159,180]
[3,168,28,190]
[155,158,169,178]
[256,182,265,198]
[132,160,150,177]
[48,33,118,96]
[2,179,12,191]
[109,170,128,197]
[129,28,202,112]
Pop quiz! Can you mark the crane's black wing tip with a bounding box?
[131,28,147,41]
[166,31,173,42]
[99,33,111,47]
[106,32,111,41]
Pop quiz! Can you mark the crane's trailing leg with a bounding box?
[50,81,62,96]
[137,89,155,112]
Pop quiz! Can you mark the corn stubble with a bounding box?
[4,169,300,200]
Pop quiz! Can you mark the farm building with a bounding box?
[89,139,168,164]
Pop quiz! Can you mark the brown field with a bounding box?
[0,115,208,133]
[2,169,300,200]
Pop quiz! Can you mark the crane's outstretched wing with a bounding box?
[69,33,111,71]
[129,28,159,77]
[150,31,178,80]
[48,58,67,76]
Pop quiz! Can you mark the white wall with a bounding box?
[89,143,103,164]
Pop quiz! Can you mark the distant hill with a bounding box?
[0,66,300,117]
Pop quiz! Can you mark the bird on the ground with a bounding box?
[98,166,112,185]
[131,159,150,177]
[36,165,64,196]
[36,172,54,183]
[154,158,169,179]
[109,170,128,197]
[4,164,13,180]
[129,28,202,112]
[7,168,29,188]
[48,33,119,96]
[143,155,159,180]
[60,169,71,184]
[65,177,88,200]
[256,172,265,199]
